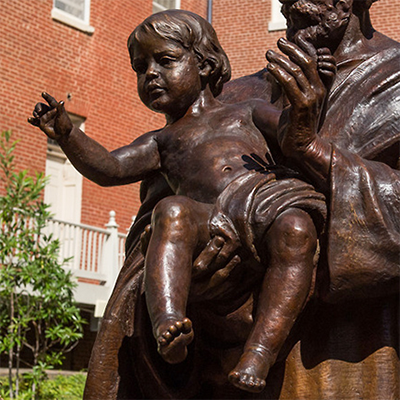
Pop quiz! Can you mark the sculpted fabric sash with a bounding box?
[210,171,327,262]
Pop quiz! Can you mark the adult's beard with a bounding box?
[283,0,351,57]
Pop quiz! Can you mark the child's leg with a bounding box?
[229,208,317,392]
[144,195,211,364]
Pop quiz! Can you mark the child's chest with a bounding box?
[156,113,271,202]
[158,110,268,162]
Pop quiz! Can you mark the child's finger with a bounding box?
[28,117,40,127]
[57,100,66,112]
[317,56,336,73]
[39,108,58,126]
[34,102,52,117]
[56,100,68,118]
[42,92,59,108]
[317,54,335,63]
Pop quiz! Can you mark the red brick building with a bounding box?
[212,0,400,79]
[1,0,399,370]
[1,0,398,230]
[1,0,207,231]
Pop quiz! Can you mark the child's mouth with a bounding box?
[147,83,165,95]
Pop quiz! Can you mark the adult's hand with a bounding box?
[266,38,325,156]
[193,214,241,280]
[266,38,332,189]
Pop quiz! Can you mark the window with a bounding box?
[269,0,286,32]
[44,114,84,224]
[153,0,181,14]
[52,0,94,33]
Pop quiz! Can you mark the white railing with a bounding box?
[46,211,127,286]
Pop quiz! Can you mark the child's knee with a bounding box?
[152,196,196,229]
[266,208,317,256]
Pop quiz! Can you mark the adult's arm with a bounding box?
[267,38,400,302]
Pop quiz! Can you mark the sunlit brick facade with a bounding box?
[1,0,398,229]
[1,0,207,232]
[213,0,400,79]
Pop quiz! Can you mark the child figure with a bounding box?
[29,10,331,393]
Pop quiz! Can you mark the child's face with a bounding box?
[130,34,202,119]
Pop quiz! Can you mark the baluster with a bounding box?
[87,230,93,272]
[73,225,81,272]
[81,228,88,271]
[91,231,98,273]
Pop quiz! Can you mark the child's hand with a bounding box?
[316,48,336,92]
[28,92,73,140]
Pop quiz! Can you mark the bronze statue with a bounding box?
[29,0,399,398]
[29,10,332,393]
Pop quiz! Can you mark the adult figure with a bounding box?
[84,0,399,398]
[214,0,400,302]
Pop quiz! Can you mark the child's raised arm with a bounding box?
[29,92,161,186]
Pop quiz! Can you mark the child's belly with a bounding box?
[164,138,271,203]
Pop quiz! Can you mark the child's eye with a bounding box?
[159,56,176,67]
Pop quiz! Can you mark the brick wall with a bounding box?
[0,0,208,231]
[1,0,399,231]
[212,0,280,79]
[212,0,400,79]
[370,0,400,40]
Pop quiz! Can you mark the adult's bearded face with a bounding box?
[279,0,352,55]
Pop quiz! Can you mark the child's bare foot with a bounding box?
[228,347,272,393]
[157,318,194,364]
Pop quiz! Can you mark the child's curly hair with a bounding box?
[128,10,231,97]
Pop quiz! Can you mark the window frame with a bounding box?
[268,0,286,32]
[52,0,94,34]
[152,0,181,14]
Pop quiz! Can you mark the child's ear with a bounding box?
[198,60,212,78]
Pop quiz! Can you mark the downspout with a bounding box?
[207,0,213,24]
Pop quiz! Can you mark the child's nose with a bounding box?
[146,62,159,78]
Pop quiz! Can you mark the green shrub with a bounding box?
[0,373,86,400]
[0,131,86,398]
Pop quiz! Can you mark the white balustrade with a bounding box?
[46,211,127,287]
